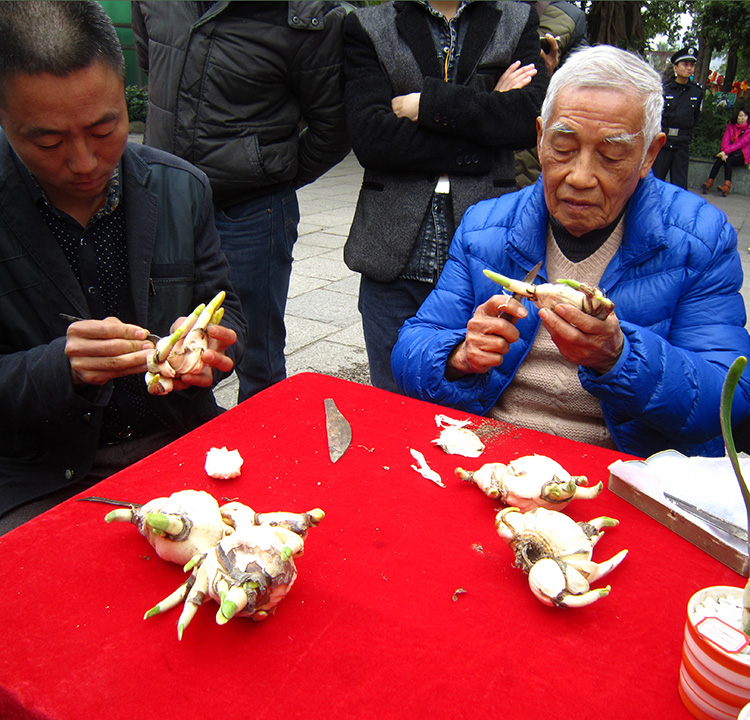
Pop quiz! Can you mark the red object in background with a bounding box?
[0,373,741,720]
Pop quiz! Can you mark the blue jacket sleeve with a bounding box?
[581,214,750,446]
[392,220,509,412]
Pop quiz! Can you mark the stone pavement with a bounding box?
[205,151,750,410]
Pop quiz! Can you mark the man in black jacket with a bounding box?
[132,1,350,402]
[652,46,703,190]
[0,1,244,531]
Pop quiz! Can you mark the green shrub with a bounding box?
[690,93,732,160]
[125,85,148,123]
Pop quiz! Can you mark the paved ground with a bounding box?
[200,150,750,410]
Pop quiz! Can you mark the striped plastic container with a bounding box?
[679,587,750,720]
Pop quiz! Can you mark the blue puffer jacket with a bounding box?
[392,174,750,458]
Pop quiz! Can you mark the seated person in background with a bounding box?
[0,1,246,529]
[392,45,750,459]
[700,105,750,198]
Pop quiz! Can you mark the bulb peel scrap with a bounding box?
[433,426,485,457]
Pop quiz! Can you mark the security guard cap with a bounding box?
[671,47,697,65]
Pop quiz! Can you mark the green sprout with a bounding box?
[719,356,750,634]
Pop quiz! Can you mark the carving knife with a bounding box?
[324,398,352,463]
[499,259,542,323]
[664,492,748,543]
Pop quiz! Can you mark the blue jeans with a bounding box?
[359,275,434,394]
[215,185,299,402]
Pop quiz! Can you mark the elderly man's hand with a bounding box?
[446,295,527,380]
[65,317,155,386]
[539,304,624,374]
[172,323,237,390]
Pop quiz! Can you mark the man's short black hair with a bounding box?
[0,1,125,107]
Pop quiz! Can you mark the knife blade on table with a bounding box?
[498,259,543,324]
[59,313,162,345]
[664,492,749,543]
[324,398,352,463]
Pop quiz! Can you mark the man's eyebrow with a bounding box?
[546,121,641,146]
[22,112,121,139]
[602,131,642,147]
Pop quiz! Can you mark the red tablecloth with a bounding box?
[0,373,741,719]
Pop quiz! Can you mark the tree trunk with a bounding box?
[695,33,712,89]
[723,47,738,92]
[586,1,645,51]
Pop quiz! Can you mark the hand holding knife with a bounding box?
[59,313,161,344]
[498,260,542,324]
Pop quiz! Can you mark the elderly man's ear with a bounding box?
[640,132,667,178]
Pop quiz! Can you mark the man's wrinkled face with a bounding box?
[0,61,128,211]
[537,87,664,237]
[675,60,695,80]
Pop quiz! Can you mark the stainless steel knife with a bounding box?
[664,492,748,542]
[324,398,352,463]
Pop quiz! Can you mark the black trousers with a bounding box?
[652,139,690,190]
[708,150,746,183]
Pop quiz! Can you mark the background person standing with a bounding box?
[343,0,547,393]
[652,46,703,190]
[132,1,350,403]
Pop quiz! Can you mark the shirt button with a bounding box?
[65,469,75,480]
[87,286,96,295]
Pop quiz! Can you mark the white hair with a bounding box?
[540,45,664,153]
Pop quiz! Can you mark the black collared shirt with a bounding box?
[15,154,162,443]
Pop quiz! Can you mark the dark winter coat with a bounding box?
[0,135,245,514]
[131,0,350,209]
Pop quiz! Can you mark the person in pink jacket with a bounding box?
[701,105,750,196]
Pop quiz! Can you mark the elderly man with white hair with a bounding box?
[392,45,750,458]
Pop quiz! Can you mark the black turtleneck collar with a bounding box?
[550,206,627,262]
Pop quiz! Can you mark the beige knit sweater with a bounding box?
[488,221,624,448]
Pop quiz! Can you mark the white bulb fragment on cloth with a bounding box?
[432,414,484,458]
[205,446,244,479]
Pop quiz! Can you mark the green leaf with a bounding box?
[720,356,750,526]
